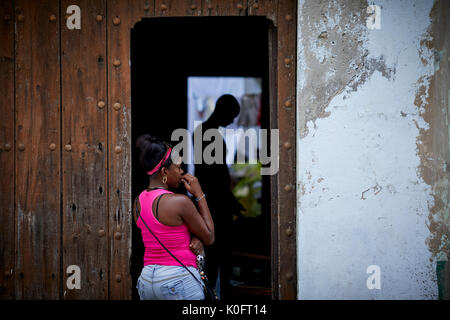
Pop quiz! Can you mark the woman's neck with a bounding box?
[148,179,167,190]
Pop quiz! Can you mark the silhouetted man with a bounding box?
[194,94,243,300]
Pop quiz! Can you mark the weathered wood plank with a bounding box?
[268,21,279,300]
[142,0,156,18]
[107,0,144,300]
[155,0,201,16]
[14,0,61,299]
[202,0,247,16]
[276,0,297,300]
[0,0,15,300]
[61,0,108,299]
[248,0,277,25]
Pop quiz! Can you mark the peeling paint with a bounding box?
[297,0,370,138]
[298,1,397,138]
[297,0,445,299]
[414,2,450,272]
[346,55,396,93]
[361,183,382,200]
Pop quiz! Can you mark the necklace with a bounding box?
[146,186,167,191]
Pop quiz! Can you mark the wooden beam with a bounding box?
[276,0,297,300]
[155,0,202,17]
[107,0,144,300]
[202,0,248,16]
[0,0,15,300]
[268,20,279,300]
[61,0,108,299]
[14,0,61,299]
[248,0,278,25]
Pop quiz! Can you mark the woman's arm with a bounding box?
[190,236,204,255]
[132,196,140,224]
[174,173,215,246]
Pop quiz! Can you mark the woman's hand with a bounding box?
[181,173,203,199]
[189,236,204,256]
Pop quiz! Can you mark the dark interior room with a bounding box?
[130,16,272,299]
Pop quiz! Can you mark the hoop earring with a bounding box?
[162,176,167,184]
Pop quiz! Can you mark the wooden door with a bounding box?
[0,0,297,300]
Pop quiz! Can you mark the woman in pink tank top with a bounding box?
[133,135,215,300]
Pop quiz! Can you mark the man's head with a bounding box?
[209,94,240,127]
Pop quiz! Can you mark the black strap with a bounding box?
[135,193,165,221]
[155,193,165,221]
[134,194,205,290]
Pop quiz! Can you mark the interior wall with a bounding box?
[296,0,449,299]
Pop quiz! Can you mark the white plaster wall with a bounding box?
[296,0,438,299]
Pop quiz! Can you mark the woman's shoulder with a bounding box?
[165,192,190,202]
[165,193,195,209]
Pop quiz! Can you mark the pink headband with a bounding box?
[147,147,172,175]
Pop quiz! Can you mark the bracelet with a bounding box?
[195,193,206,202]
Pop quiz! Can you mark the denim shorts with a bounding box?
[137,264,205,300]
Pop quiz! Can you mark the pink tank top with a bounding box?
[137,189,197,268]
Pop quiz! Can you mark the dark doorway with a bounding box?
[131,17,271,300]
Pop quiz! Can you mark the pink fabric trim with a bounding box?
[146,147,172,175]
